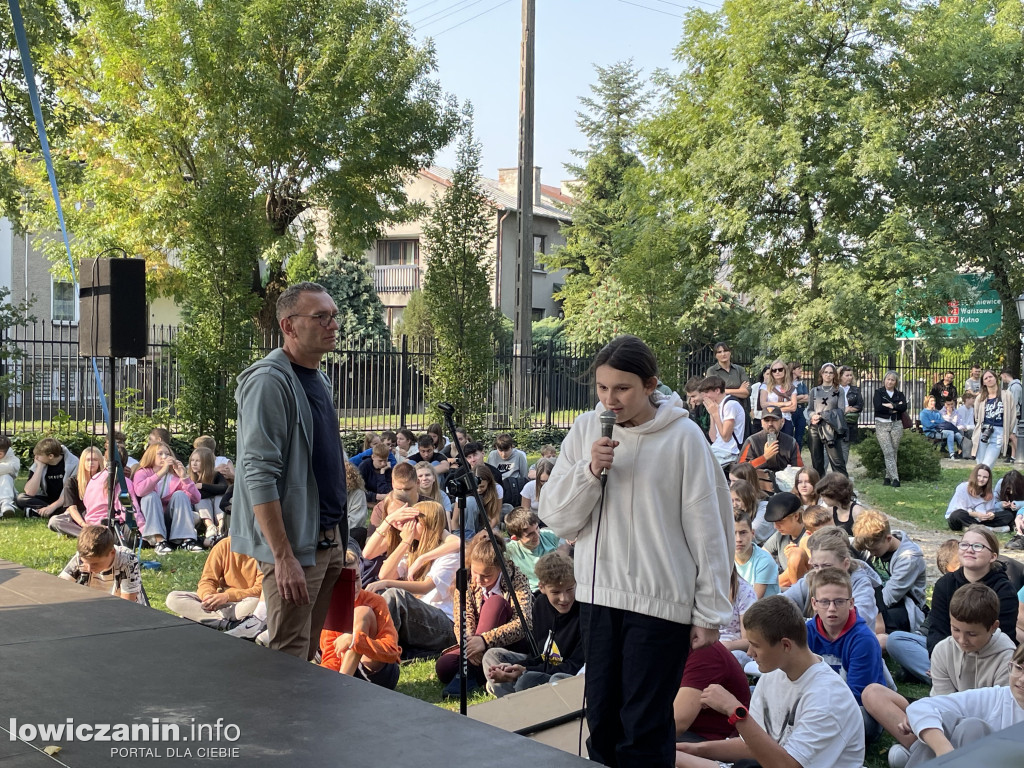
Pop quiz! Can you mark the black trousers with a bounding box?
[947,507,1016,531]
[580,603,691,768]
[808,425,848,477]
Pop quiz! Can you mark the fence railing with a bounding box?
[0,321,1001,437]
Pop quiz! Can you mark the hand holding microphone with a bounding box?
[590,410,619,486]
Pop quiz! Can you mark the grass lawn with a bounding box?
[0,455,1006,764]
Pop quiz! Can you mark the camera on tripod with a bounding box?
[446,472,477,498]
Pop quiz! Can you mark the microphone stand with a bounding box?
[438,403,540,716]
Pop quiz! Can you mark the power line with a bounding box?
[648,0,720,10]
[418,0,493,28]
[430,0,515,37]
[614,0,684,18]
[410,0,478,25]
[406,0,446,13]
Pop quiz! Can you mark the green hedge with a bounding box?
[856,429,942,482]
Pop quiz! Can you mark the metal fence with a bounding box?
[0,321,1003,436]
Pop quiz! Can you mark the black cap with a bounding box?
[762,406,784,420]
[763,492,802,522]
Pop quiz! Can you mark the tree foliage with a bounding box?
[318,245,391,348]
[420,119,502,433]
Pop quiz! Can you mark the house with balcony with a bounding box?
[368,166,574,328]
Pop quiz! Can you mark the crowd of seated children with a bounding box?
[47,446,103,538]
[367,462,426,533]
[945,463,1006,531]
[519,458,553,514]
[366,500,459,656]
[733,510,780,600]
[133,442,202,554]
[407,434,450,483]
[359,443,393,507]
[673,640,751,744]
[504,507,566,591]
[483,551,583,698]
[674,595,865,768]
[452,465,502,539]
[0,434,19,518]
[17,437,78,518]
[348,433,396,468]
[394,428,417,463]
[853,509,927,649]
[815,471,866,536]
[165,535,262,630]
[888,526,1020,687]
[729,474,771,544]
[864,582,1016,764]
[784,526,882,633]
[189,446,229,548]
[59,524,144,604]
[805,567,889,742]
[527,444,558,480]
[436,531,533,695]
[319,553,401,689]
[761,492,810,589]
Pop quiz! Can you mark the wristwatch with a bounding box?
[727,705,748,726]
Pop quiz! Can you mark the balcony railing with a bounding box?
[374,264,421,293]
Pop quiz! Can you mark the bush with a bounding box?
[856,429,942,482]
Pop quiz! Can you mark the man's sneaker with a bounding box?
[891,479,901,488]
[224,616,267,640]
[154,541,173,556]
[203,533,225,549]
[255,629,270,647]
[1005,535,1024,551]
[180,539,205,552]
[0,503,16,519]
[25,509,42,519]
[888,743,910,768]
[949,453,957,461]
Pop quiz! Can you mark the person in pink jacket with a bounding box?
[132,442,202,554]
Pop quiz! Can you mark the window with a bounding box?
[376,239,419,266]
[533,235,548,273]
[52,280,78,324]
[532,308,545,323]
[533,234,546,254]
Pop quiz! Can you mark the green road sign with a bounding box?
[895,274,1002,339]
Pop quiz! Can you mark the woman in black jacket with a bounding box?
[873,370,908,487]
[838,366,864,465]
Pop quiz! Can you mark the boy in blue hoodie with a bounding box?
[806,567,888,743]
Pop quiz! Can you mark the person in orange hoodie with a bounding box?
[165,536,262,629]
[319,561,401,689]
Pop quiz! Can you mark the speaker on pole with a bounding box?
[78,258,148,359]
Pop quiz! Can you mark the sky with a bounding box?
[408,0,720,188]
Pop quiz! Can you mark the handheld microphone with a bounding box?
[599,410,617,487]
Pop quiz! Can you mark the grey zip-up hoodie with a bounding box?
[230,348,342,567]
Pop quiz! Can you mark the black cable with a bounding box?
[578,480,607,757]
[430,0,514,36]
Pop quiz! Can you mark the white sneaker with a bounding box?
[0,503,15,519]
[224,615,266,640]
[888,743,910,768]
[991,525,1011,533]
[255,629,270,647]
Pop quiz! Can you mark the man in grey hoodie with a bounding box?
[230,282,355,660]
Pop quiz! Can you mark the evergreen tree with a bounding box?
[421,117,500,433]
[318,248,391,348]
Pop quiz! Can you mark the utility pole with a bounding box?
[512,0,535,415]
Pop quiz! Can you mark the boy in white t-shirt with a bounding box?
[59,524,144,603]
[675,595,865,768]
[699,376,746,466]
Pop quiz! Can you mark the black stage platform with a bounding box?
[0,559,590,766]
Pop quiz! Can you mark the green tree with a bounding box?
[645,0,932,361]
[393,289,435,351]
[882,0,1024,371]
[420,119,501,433]
[318,247,391,348]
[0,287,35,403]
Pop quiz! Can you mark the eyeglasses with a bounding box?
[812,597,851,608]
[958,541,994,553]
[1009,661,1024,676]
[287,312,340,327]
[771,367,785,373]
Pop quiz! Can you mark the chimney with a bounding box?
[497,167,542,205]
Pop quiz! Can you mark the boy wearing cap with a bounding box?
[762,492,810,589]
[737,407,803,473]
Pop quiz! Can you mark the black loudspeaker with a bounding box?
[78,258,148,358]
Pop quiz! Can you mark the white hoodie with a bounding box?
[540,395,733,629]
